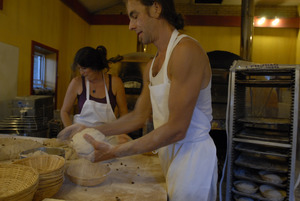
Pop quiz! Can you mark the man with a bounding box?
[58,0,218,200]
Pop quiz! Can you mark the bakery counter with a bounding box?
[54,154,167,201]
[0,134,167,201]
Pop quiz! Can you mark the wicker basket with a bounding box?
[13,155,65,201]
[33,180,64,201]
[0,164,39,201]
[66,160,111,187]
[13,155,65,174]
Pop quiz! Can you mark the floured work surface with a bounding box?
[53,154,167,201]
[0,134,167,201]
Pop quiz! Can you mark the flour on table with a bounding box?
[0,137,43,161]
[71,128,105,155]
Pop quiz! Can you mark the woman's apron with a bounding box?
[73,73,116,127]
[149,29,218,201]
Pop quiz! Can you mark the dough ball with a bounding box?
[71,128,105,155]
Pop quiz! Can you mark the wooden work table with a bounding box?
[0,134,167,201]
[53,154,167,201]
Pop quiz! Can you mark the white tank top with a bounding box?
[149,29,212,143]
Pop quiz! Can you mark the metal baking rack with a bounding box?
[225,61,300,201]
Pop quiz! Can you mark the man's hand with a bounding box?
[83,134,116,162]
[57,123,86,140]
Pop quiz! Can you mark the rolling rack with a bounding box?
[0,95,53,137]
[225,61,300,201]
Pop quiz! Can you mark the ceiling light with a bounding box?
[272,18,280,26]
[257,17,266,25]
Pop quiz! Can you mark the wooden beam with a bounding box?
[254,17,300,29]
[88,14,299,29]
[184,15,241,27]
[0,0,3,10]
[60,0,91,24]
[59,1,299,29]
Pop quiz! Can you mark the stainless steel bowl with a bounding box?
[19,147,65,158]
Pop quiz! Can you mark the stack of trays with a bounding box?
[0,164,39,201]
[13,155,65,201]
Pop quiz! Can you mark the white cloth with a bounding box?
[73,73,116,127]
[149,29,218,201]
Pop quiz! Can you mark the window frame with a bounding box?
[30,41,59,109]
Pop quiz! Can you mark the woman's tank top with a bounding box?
[77,74,117,113]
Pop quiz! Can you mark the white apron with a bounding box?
[149,29,218,201]
[73,74,116,127]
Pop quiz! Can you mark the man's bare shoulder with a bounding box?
[169,35,211,83]
[176,36,205,55]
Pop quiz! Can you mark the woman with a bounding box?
[60,46,131,144]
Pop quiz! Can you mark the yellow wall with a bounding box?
[0,0,299,110]
[183,26,241,55]
[0,0,90,109]
[184,26,299,65]
[89,25,137,57]
[253,28,298,64]
[297,5,300,65]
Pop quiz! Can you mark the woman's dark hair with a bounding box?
[71,46,123,71]
[140,0,184,30]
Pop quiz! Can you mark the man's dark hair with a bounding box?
[140,0,184,30]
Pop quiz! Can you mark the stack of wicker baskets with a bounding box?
[13,155,65,201]
[0,163,39,201]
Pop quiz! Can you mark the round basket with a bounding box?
[33,180,64,201]
[13,155,65,175]
[66,160,111,187]
[0,164,39,201]
[19,147,65,159]
[13,155,66,201]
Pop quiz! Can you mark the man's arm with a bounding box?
[95,62,153,136]
[84,38,212,162]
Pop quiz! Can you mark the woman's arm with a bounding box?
[112,75,128,117]
[60,77,82,127]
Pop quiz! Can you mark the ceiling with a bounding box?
[77,0,300,14]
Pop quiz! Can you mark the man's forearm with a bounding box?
[96,111,146,136]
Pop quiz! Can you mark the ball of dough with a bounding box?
[71,128,105,155]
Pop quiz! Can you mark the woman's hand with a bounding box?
[83,134,116,162]
[57,123,86,140]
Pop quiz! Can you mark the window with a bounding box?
[33,52,46,88]
[31,41,59,108]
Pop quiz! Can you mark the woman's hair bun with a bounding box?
[96,46,107,58]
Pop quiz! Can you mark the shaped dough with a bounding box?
[71,128,105,155]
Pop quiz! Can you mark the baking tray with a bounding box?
[232,188,287,201]
[237,117,290,125]
[234,153,289,173]
[233,167,287,188]
[236,128,289,143]
[235,79,292,87]
[234,142,289,157]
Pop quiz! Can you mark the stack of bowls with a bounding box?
[0,164,39,201]
[13,155,65,201]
